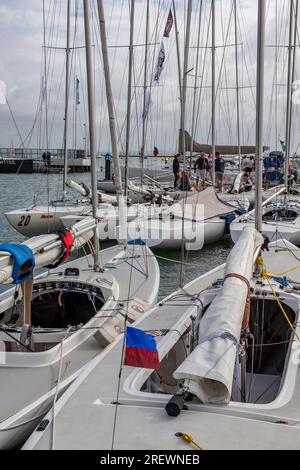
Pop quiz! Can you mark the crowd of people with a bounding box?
[172,151,227,192]
[172,152,257,193]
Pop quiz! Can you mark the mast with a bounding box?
[97,0,127,243]
[211,0,216,188]
[190,1,203,173]
[288,0,298,163]
[181,0,193,172]
[83,0,101,270]
[140,0,150,189]
[180,0,193,288]
[63,0,71,197]
[234,0,241,172]
[284,0,294,188]
[124,0,135,197]
[255,0,266,232]
[172,0,183,149]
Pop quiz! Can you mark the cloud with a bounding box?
[0,0,298,155]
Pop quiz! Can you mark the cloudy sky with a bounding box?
[0,0,299,155]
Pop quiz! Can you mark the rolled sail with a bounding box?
[173,227,264,404]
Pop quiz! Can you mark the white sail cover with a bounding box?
[165,187,235,221]
[173,227,264,404]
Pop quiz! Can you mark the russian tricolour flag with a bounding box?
[124,327,160,370]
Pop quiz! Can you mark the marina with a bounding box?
[0,0,299,455]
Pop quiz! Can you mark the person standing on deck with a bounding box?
[173,153,180,189]
[215,152,225,192]
[194,152,208,189]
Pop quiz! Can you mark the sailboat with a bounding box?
[230,0,300,245]
[0,0,159,450]
[117,0,243,251]
[22,0,300,451]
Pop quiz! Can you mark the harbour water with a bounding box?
[0,163,233,298]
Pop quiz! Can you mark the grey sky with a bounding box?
[0,0,299,155]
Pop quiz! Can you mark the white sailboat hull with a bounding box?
[0,244,159,450]
[5,205,90,238]
[121,216,226,250]
[230,217,300,245]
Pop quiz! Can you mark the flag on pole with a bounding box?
[163,9,174,38]
[280,140,286,152]
[141,91,153,124]
[153,146,159,157]
[76,77,80,105]
[153,41,166,84]
[124,327,160,370]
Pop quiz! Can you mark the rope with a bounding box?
[261,261,300,342]
[224,272,250,332]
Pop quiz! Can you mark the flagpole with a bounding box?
[124,0,135,198]
[63,0,71,198]
[141,0,150,190]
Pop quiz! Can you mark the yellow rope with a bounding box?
[267,263,300,277]
[176,432,203,450]
[261,262,300,342]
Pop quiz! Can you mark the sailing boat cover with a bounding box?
[165,187,236,221]
[173,227,264,404]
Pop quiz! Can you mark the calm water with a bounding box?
[0,163,233,298]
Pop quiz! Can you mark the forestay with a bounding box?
[173,227,264,404]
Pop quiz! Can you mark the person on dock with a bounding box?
[215,152,225,192]
[173,153,180,189]
[194,152,208,189]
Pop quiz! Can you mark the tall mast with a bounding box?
[288,0,298,163]
[179,0,193,289]
[140,0,150,189]
[275,0,278,149]
[63,0,71,197]
[97,0,127,243]
[211,0,216,188]
[255,0,266,232]
[234,0,241,171]
[190,1,203,172]
[83,0,101,270]
[172,0,183,149]
[181,0,193,172]
[124,0,135,197]
[284,0,294,189]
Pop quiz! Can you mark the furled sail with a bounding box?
[173,227,264,404]
[0,218,95,284]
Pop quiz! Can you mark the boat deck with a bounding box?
[23,244,300,450]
